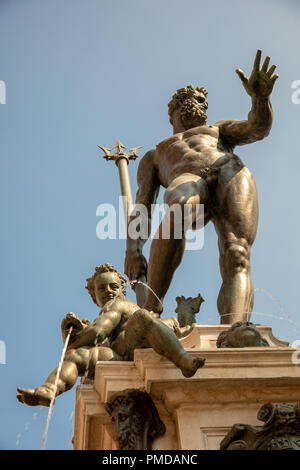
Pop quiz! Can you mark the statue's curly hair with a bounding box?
[86,263,127,305]
[168,85,208,125]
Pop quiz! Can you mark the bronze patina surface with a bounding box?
[17,263,205,407]
[216,321,269,348]
[125,50,278,324]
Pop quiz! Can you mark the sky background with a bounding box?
[1,0,300,450]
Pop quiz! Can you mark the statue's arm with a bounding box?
[128,149,160,250]
[218,50,278,148]
[67,310,121,349]
[125,149,160,281]
[174,323,195,339]
[218,97,273,147]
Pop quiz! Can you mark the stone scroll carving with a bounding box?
[220,402,300,450]
[105,389,166,450]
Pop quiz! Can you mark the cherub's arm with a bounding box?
[61,312,91,342]
[67,310,121,349]
[218,50,278,147]
[159,317,195,339]
[174,323,195,339]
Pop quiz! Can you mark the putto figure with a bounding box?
[125,50,278,324]
[17,263,205,407]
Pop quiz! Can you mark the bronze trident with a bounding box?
[98,140,147,307]
[98,140,141,221]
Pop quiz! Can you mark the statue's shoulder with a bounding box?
[137,148,156,172]
[139,148,156,163]
[103,297,138,314]
[156,133,182,153]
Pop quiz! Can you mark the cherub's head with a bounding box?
[86,263,127,307]
[168,85,208,132]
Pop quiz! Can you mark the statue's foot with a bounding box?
[180,355,206,378]
[16,386,54,407]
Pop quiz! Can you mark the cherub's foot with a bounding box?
[180,355,206,378]
[16,385,54,407]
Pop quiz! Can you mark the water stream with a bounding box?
[130,279,172,317]
[41,326,73,450]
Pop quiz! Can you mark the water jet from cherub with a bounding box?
[41,327,73,450]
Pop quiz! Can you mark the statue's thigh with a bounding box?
[65,348,91,375]
[213,166,258,247]
[96,346,120,362]
[164,173,209,207]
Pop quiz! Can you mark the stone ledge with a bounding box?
[180,324,289,349]
[73,324,300,450]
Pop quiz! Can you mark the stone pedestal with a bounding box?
[73,324,300,450]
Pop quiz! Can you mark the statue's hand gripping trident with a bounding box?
[98,141,147,307]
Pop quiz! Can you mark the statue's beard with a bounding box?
[180,100,207,129]
[117,413,144,450]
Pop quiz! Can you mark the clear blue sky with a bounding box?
[1,0,300,450]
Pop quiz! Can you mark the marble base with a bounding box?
[73,324,300,450]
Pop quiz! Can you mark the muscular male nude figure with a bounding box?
[125,50,278,324]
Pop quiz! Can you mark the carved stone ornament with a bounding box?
[216,321,269,348]
[220,402,300,450]
[105,389,166,450]
[175,294,204,327]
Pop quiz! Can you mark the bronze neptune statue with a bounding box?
[125,50,278,324]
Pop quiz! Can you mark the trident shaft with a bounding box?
[98,140,147,307]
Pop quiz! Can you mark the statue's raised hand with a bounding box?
[236,50,279,99]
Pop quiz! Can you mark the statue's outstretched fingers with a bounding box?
[254,49,262,70]
[236,69,248,86]
[267,64,276,77]
[261,56,270,73]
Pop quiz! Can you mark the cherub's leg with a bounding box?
[125,310,205,377]
[97,346,121,362]
[17,348,90,407]
[87,346,121,377]
[213,166,258,324]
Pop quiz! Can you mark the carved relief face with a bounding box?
[174,90,208,130]
[115,403,142,450]
[228,322,263,347]
[276,405,297,425]
[94,272,124,307]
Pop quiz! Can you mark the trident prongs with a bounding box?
[129,146,143,159]
[98,141,142,164]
